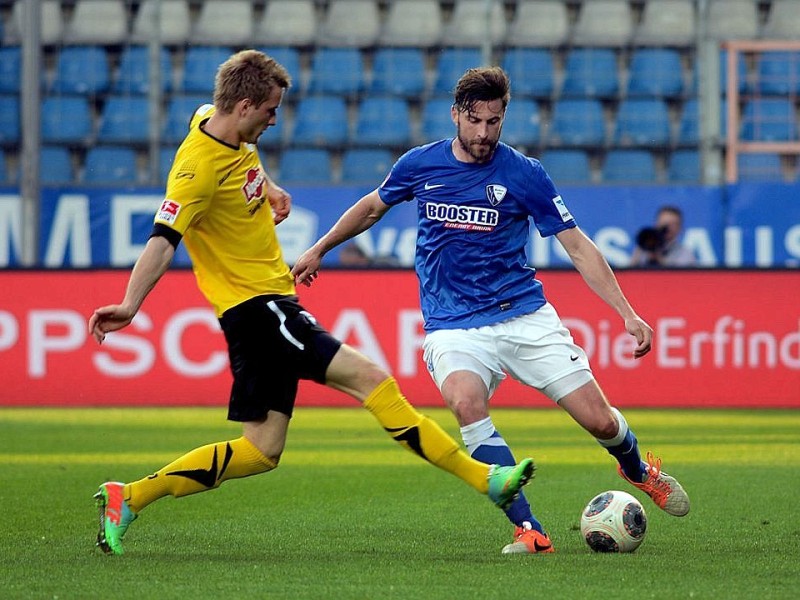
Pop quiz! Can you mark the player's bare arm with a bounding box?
[556,227,653,358]
[292,189,390,286]
[89,235,176,344]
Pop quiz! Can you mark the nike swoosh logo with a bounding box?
[533,539,553,552]
[424,182,445,190]
[168,443,234,488]
[570,355,579,361]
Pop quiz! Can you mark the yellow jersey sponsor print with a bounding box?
[157,105,295,316]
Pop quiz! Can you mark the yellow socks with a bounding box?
[363,377,489,494]
[124,436,276,513]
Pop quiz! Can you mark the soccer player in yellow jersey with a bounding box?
[88,50,534,556]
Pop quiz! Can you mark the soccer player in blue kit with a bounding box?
[292,67,690,554]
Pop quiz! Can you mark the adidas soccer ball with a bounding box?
[580,490,647,553]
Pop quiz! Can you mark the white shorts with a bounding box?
[422,303,594,403]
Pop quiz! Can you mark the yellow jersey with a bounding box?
[155,104,296,316]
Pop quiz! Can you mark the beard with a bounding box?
[456,125,499,163]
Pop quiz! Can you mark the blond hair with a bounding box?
[214,49,292,114]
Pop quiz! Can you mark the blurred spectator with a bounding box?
[631,206,696,267]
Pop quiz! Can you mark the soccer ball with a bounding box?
[580,490,647,553]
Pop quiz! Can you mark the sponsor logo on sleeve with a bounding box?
[156,199,182,224]
[552,195,574,222]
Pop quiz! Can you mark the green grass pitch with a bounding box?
[1,407,799,599]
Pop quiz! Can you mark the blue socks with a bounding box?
[461,417,545,534]
[597,407,646,482]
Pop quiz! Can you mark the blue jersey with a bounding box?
[378,140,576,332]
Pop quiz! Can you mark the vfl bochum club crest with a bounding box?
[486,184,507,206]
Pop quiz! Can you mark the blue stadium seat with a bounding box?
[500,49,554,98]
[291,96,349,147]
[258,47,301,82]
[41,96,93,145]
[548,99,606,147]
[51,46,110,96]
[737,153,783,182]
[0,95,20,144]
[369,48,426,98]
[279,149,332,183]
[180,46,233,94]
[0,47,21,94]
[159,147,177,184]
[83,146,140,184]
[613,99,671,147]
[341,148,394,184]
[601,150,657,183]
[112,46,172,96]
[0,150,7,183]
[677,98,728,145]
[667,150,700,183]
[433,48,484,95]
[501,99,541,148]
[307,48,365,97]
[421,97,456,143]
[717,49,747,95]
[97,96,151,144]
[561,49,619,99]
[741,99,799,142]
[163,95,212,144]
[539,150,592,184]
[626,49,684,98]
[756,51,800,96]
[40,146,74,184]
[353,97,411,147]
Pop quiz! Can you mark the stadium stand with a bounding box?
[500,99,541,149]
[317,0,381,48]
[83,146,140,184]
[131,0,192,46]
[561,48,620,98]
[677,98,728,145]
[6,0,64,46]
[0,47,21,94]
[180,46,233,94]
[501,49,555,98]
[740,98,799,142]
[369,48,427,98]
[762,0,800,39]
[50,46,111,96]
[0,150,6,183]
[340,148,395,184]
[737,153,784,182]
[506,0,570,48]
[291,96,349,147]
[548,99,607,147]
[258,47,302,83]
[254,0,317,47]
[279,148,333,183]
[307,48,366,97]
[112,46,173,96]
[538,149,592,184]
[755,51,800,95]
[0,96,20,145]
[441,0,507,48]
[667,149,701,183]
[433,48,485,95]
[571,0,634,47]
[158,147,177,184]
[353,97,412,148]
[97,96,151,145]
[626,49,685,98]
[62,0,128,46]
[381,0,443,48]
[41,96,93,145]
[40,146,74,184]
[420,97,457,143]
[602,150,657,183]
[613,99,672,147]
[190,0,253,46]
[163,95,212,144]
[633,0,696,47]
[707,0,759,40]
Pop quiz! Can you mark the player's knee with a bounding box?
[448,396,489,425]
[591,412,619,439]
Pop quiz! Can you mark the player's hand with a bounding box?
[89,304,136,344]
[625,316,653,359]
[291,249,323,287]
[268,183,291,225]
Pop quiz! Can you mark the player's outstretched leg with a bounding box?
[618,451,690,517]
[94,482,137,556]
[487,459,535,511]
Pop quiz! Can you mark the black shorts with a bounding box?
[219,295,342,421]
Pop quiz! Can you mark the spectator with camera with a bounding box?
[631,205,696,267]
